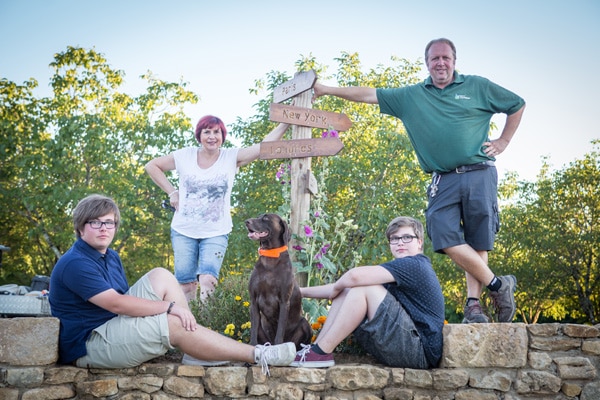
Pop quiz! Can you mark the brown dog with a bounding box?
[245,213,312,351]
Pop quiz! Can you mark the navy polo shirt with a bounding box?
[49,238,129,364]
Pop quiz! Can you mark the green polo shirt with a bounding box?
[377,73,525,173]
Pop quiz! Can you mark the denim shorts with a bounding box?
[353,292,428,369]
[425,166,499,253]
[171,229,228,283]
[74,273,173,368]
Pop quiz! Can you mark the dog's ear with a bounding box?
[281,218,291,244]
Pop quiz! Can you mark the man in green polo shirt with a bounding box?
[312,37,525,324]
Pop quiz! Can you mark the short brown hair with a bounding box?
[425,38,457,61]
[73,194,120,238]
[385,216,424,245]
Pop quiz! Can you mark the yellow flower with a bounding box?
[235,295,242,301]
[241,321,251,330]
[243,301,250,307]
[224,323,236,336]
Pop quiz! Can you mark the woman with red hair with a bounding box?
[146,116,289,303]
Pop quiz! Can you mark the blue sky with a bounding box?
[1,0,598,181]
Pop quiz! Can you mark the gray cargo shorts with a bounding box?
[353,292,428,369]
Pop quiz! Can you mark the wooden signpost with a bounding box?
[259,137,344,160]
[272,70,316,103]
[262,70,353,285]
[269,103,352,131]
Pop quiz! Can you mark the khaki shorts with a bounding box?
[74,272,174,368]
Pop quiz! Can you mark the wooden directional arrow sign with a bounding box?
[259,137,344,160]
[273,70,317,103]
[269,103,353,131]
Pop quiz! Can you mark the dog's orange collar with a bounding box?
[258,245,288,258]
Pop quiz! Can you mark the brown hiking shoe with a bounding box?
[462,301,490,323]
[489,275,517,322]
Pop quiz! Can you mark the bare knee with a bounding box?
[148,267,173,280]
[147,268,179,297]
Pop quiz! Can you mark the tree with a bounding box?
[0,47,197,283]
[493,142,600,323]
[225,53,431,275]
[4,47,596,325]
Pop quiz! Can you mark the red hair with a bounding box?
[194,115,227,143]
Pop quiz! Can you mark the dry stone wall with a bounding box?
[1,317,600,399]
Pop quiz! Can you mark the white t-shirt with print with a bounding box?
[171,147,240,238]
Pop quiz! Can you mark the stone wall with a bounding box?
[1,317,600,399]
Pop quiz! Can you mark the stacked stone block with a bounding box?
[1,318,599,399]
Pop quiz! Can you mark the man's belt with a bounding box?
[438,161,495,175]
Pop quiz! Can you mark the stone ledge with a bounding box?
[2,319,600,368]
[441,323,529,368]
[1,319,600,399]
[0,317,59,365]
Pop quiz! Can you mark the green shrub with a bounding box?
[190,271,252,343]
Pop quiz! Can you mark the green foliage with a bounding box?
[2,46,599,326]
[287,158,362,285]
[286,157,363,320]
[191,271,252,342]
[493,141,600,323]
[0,47,197,284]
[226,53,430,280]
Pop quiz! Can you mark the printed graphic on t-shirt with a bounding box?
[181,174,228,222]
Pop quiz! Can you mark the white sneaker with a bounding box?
[254,342,296,375]
[182,353,228,366]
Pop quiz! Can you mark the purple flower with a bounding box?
[314,211,321,218]
[316,262,324,270]
[292,245,304,251]
[276,163,291,181]
[304,225,313,237]
[320,244,330,255]
[329,130,339,137]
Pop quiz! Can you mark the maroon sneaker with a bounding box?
[290,344,335,368]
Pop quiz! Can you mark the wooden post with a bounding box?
[289,90,312,287]
[263,69,351,287]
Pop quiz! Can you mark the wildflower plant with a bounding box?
[309,314,366,355]
[191,271,252,343]
[274,162,292,218]
[276,129,362,321]
[291,155,361,289]
[321,129,339,138]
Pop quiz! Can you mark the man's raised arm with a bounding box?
[312,81,378,104]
